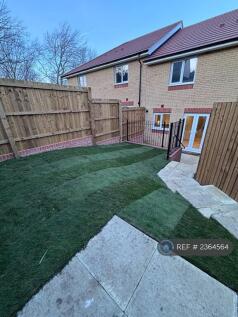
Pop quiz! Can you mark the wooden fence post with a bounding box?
[87,88,96,146]
[0,98,19,158]
[119,101,123,142]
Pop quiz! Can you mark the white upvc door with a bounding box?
[182,113,210,153]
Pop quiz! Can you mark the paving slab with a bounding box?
[17,256,123,317]
[158,155,238,237]
[126,251,237,317]
[180,153,200,166]
[17,216,237,317]
[212,209,238,239]
[202,185,238,205]
[77,216,157,310]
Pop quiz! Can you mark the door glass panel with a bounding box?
[193,116,206,149]
[183,116,194,147]
[154,114,161,127]
[163,114,170,129]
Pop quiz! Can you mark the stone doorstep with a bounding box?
[17,216,238,317]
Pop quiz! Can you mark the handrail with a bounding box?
[174,135,185,149]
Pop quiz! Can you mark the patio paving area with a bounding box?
[18,216,237,317]
[159,154,238,239]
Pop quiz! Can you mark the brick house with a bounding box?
[63,9,238,154]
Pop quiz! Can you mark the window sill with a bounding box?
[168,84,194,91]
[152,129,169,134]
[114,83,128,88]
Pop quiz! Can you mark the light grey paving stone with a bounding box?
[181,153,199,166]
[164,180,178,193]
[174,163,196,177]
[158,158,238,237]
[212,210,238,239]
[199,203,238,219]
[213,203,238,214]
[77,216,157,311]
[178,187,224,209]
[17,256,123,317]
[172,177,201,190]
[126,251,237,317]
[198,207,216,218]
[202,185,238,205]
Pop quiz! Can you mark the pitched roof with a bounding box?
[63,22,181,77]
[146,9,238,62]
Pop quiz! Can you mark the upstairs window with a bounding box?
[153,113,170,130]
[115,64,128,84]
[78,75,87,87]
[170,57,197,85]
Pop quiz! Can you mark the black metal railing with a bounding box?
[123,116,185,158]
[167,119,185,159]
[124,119,169,148]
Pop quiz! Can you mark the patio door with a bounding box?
[182,113,210,153]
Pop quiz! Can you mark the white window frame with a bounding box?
[114,64,128,84]
[78,75,87,87]
[181,113,210,153]
[169,57,197,86]
[152,112,171,131]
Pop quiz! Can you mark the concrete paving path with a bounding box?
[158,154,238,239]
[18,216,237,317]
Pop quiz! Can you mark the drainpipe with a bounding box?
[138,58,142,107]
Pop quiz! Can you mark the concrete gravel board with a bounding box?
[77,216,157,310]
[126,251,237,317]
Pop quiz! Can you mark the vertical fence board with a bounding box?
[196,101,238,202]
[0,98,19,157]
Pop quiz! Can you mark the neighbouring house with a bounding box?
[62,9,238,154]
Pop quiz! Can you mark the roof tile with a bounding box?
[146,9,238,61]
[64,22,181,76]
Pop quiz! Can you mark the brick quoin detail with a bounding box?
[184,108,212,114]
[168,84,193,91]
[114,83,128,88]
[153,107,171,113]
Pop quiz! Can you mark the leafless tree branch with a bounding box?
[39,22,96,84]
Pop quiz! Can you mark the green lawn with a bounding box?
[0,143,237,317]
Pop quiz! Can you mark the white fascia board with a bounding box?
[148,22,183,55]
[145,40,238,65]
[64,52,148,78]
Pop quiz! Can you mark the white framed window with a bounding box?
[169,57,197,85]
[114,64,128,84]
[153,113,171,130]
[78,75,87,87]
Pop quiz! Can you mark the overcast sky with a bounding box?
[7,0,238,55]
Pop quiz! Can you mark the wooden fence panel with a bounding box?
[196,102,238,202]
[0,79,121,158]
[92,99,120,143]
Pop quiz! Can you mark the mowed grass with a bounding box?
[0,143,237,317]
